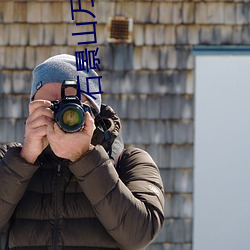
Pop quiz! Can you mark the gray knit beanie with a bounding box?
[30,54,102,113]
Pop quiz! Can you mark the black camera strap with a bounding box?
[93,109,113,160]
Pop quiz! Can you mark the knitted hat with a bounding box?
[30,54,102,113]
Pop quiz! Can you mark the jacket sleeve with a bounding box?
[0,143,39,235]
[69,145,164,250]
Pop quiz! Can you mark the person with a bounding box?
[0,54,164,250]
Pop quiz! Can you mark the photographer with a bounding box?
[0,54,164,250]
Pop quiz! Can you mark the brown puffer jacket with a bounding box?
[0,105,164,250]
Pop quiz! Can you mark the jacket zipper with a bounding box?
[52,161,62,250]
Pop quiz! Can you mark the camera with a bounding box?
[50,80,92,133]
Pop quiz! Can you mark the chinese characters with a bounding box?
[70,0,103,101]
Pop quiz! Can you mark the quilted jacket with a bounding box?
[0,105,164,250]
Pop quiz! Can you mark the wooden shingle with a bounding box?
[24,46,36,70]
[115,2,136,21]
[165,26,176,45]
[135,2,152,23]
[112,44,127,71]
[96,1,115,24]
[145,24,154,46]
[28,24,44,46]
[224,3,236,24]
[159,3,182,24]
[109,71,122,94]
[134,71,151,94]
[74,1,95,23]
[61,1,74,23]
[14,2,27,23]
[242,25,250,44]
[172,120,193,144]
[14,47,25,70]
[236,3,249,24]
[150,71,169,95]
[158,144,172,168]
[182,2,195,24]
[148,120,168,144]
[27,2,42,23]
[0,119,16,144]
[133,24,144,46]
[150,2,159,24]
[176,25,189,45]
[2,95,23,119]
[154,25,166,46]
[4,47,14,69]
[54,24,68,45]
[169,219,192,243]
[132,46,141,70]
[174,169,193,193]
[9,24,28,46]
[207,3,225,24]
[141,46,160,70]
[187,25,199,45]
[173,194,193,218]
[171,145,193,168]
[98,45,113,70]
[164,194,173,218]
[0,24,9,46]
[96,24,106,45]
[166,46,178,69]
[185,70,194,95]
[195,2,207,24]
[199,26,214,44]
[0,2,3,23]
[127,95,141,119]
[218,25,234,44]
[41,2,56,23]
[146,96,161,119]
[3,2,14,23]
[0,71,12,94]
[15,119,26,143]
[12,71,32,94]
[160,169,174,193]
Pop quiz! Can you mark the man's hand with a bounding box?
[21,100,54,164]
[46,112,95,162]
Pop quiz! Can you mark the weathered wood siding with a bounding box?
[0,1,249,249]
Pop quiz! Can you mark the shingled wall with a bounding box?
[0,1,250,249]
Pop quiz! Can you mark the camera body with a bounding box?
[50,80,92,133]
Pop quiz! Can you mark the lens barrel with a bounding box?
[55,103,85,133]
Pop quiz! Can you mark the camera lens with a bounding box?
[55,104,85,133]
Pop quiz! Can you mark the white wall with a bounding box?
[194,54,250,250]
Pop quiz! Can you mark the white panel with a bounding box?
[194,55,250,250]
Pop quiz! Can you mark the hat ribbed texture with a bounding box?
[30,54,102,113]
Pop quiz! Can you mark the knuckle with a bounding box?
[40,116,47,125]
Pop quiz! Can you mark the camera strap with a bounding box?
[94,112,113,160]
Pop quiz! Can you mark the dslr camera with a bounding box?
[50,80,92,133]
